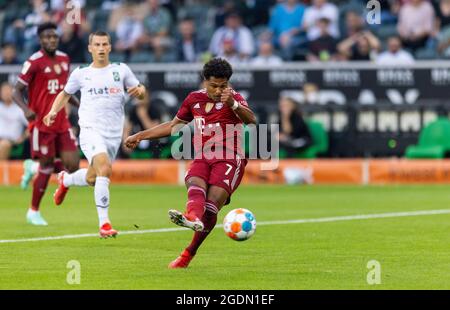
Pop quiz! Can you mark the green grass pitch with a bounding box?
[0,185,450,289]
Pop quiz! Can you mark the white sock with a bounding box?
[95,176,110,227]
[31,161,39,174]
[63,168,88,187]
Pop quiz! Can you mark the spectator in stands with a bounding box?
[267,0,306,60]
[0,83,28,160]
[376,0,401,25]
[209,11,255,61]
[3,0,51,54]
[434,0,450,31]
[123,92,162,158]
[278,96,312,158]
[215,0,248,28]
[306,17,338,62]
[58,20,87,63]
[251,41,283,66]
[338,30,380,61]
[23,0,52,54]
[174,17,208,63]
[341,10,365,39]
[376,36,415,65]
[397,0,435,52]
[137,0,173,61]
[114,2,144,62]
[245,0,274,27]
[0,44,20,65]
[219,38,247,65]
[302,0,339,41]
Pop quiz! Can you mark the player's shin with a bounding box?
[186,185,206,220]
[185,200,219,256]
[95,176,111,227]
[31,166,54,210]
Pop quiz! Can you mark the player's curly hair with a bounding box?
[202,58,233,81]
[37,22,57,37]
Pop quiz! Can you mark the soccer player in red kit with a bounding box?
[125,58,256,268]
[13,22,80,226]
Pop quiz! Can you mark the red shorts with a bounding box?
[185,155,247,197]
[30,127,78,159]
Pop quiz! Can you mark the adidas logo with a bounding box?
[44,66,51,73]
[194,103,200,109]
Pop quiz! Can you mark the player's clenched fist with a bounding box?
[127,84,145,100]
[43,111,57,127]
[124,134,140,149]
[220,87,234,107]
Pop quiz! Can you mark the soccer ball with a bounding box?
[223,208,256,241]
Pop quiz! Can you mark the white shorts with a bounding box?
[79,127,122,164]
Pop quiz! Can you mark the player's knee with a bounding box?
[97,163,112,178]
[65,161,79,173]
[186,177,206,189]
[86,175,96,186]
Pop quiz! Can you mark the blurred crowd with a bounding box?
[1,0,450,65]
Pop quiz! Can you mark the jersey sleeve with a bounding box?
[123,64,140,88]
[233,91,249,108]
[176,95,194,123]
[64,67,81,95]
[17,60,38,86]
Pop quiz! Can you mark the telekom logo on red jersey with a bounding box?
[194,117,220,135]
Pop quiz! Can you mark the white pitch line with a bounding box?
[1,209,449,244]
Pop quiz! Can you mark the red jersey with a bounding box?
[176,88,249,159]
[18,49,71,133]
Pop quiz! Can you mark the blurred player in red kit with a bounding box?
[13,22,80,226]
[125,58,256,268]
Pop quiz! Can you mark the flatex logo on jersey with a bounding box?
[87,87,123,96]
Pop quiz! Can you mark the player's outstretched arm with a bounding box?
[43,91,71,127]
[124,116,187,149]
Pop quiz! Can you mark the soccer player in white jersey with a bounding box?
[43,31,146,238]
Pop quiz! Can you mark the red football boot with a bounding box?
[168,209,204,231]
[53,171,70,206]
[100,223,118,238]
[168,250,194,269]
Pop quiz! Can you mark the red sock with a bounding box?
[186,200,220,256]
[53,159,65,174]
[31,166,53,211]
[186,185,206,219]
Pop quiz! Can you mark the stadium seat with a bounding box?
[405,117,450,159]
[9,142,24,159]
[296,120,329,159]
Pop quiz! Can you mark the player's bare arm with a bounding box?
[68,94,80,108]
[43,90,71,126]
[127,84,146,100]
[221,87,256,124]
[12,81,35,121]
[124,116,187,149]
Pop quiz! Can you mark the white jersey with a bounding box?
[64,62,140,138]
